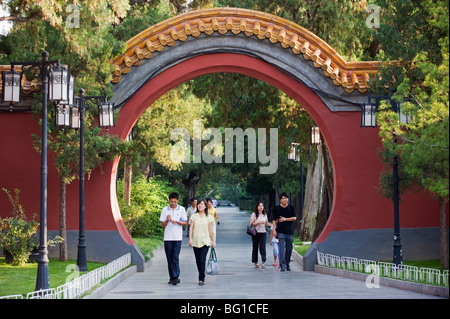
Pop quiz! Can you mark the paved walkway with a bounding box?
[101,206,443,299]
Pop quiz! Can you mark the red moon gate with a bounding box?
[0,8,446,271]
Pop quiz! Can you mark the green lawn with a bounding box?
[0,258,105,297]
[0,235,163,298]
[133,236,164,262]
[294,244,311,256]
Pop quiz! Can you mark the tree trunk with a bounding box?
[300,148,324,241]
[142,162,153,180]
[59,178,67,262]
[320,135,333,203]
[123,158,132,206]
[182,170,201,207]
[439,196,449,269]
[312,186,328,242]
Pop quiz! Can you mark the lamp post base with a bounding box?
[35,249,50,291]
[393,235,403,266]
[76,244,88,272]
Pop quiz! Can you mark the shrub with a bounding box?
[0,188,39,266]
[0,188,63,266]
[116,175,177,237]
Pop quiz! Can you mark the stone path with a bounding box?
[101,206,443,299]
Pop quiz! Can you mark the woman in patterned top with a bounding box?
[250,201,272,269]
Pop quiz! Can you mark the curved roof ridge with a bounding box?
[111,7,379,93]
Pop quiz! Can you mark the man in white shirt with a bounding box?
[160,192,187,285]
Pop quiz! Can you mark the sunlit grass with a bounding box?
[0,257,104,297]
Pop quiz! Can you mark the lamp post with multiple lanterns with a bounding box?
[1,51,115,290]
[56,88,115,271]
[360,87,411,266]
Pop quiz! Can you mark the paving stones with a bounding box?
[101,207,443,300]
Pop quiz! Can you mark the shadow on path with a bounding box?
[101,206,442,299]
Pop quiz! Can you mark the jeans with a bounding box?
[251,233,267,263]
[193,245,210,282]
[278,233,293,270]
[164,240,182,280]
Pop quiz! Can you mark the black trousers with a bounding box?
[193,245,210,282]
[251,232,267,263]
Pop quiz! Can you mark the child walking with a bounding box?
[270,224,279,268]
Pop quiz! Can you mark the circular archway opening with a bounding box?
[110,53,340,248]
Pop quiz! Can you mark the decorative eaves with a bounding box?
[111,8,379,93]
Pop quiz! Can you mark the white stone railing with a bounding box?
[0,253,131,299]
[317,251,449,287]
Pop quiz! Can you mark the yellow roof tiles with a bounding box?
[111,8,379,93]
[1,8,380,96]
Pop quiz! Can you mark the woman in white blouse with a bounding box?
[250,202,272,269]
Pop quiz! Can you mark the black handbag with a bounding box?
[246,225,256,236]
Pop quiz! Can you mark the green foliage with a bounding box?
[1,1,131,187]
[212,0,374,60]
[0,188,39,266]
[112,0,171,42]
[130,83,212,171]
[116,175,177,237]
[0,188,63,266]
[373,0,449,201]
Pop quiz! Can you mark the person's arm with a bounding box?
[250,213,256,227]
[176,210,188,226]
[269,226,273,245]
[278,216,296,222]
[278,206,296,222]
[265,215,272,227]
[272,219,277,238]
[209,220,215,248]
[160,211,171,228]
[176,219,188,226]
[272,206,278,236]
[188,219,194,246]
[215,209,220,223]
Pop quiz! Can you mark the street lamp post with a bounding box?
[2,52,70,290]
[57,88,115,272]
[2,51,115,285]
[361,88,411,266]
[288,143,304,227]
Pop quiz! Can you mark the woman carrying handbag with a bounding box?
[189,199,215,285]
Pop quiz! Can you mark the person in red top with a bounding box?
[272,192,297,271]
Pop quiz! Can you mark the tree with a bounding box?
[120,82,212,202]
[373,0,449,268]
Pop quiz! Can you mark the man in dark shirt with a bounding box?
[272,192,297,271]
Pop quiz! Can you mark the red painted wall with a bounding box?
[0,53,447,248]
[0,113,120,231]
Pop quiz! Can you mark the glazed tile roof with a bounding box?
[1,8,379,97]
[111,8,379,93]
[0,65,40,97]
